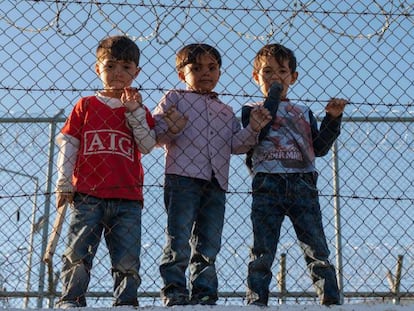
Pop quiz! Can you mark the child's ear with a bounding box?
[290,71,299,84]
[178,70,186,83]
[252,71,260,84]
[95,63,100,75]
[134,66,141,78]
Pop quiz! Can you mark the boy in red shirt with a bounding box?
[54,35,155,308]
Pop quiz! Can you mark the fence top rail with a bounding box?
[0,110,65,123]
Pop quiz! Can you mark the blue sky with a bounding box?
[0,2,413,307]
[0,1,412,117]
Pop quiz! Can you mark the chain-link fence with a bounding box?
[0,1,413,309]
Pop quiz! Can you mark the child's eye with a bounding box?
[103,62,114,68]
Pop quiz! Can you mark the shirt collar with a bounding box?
[95,93,123,108]
[180,89,219,99]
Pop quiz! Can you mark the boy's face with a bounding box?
[95,57,140,97]
[178,53,220,93]
[253,56,298,99]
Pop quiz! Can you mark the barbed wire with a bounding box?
[1,187,413,204]
[0,86,413,108]
[56,1,94,36]
[302,0,414,41]
[1,2,412,109]
[0,0,413,41]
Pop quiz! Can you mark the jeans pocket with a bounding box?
[252,173,268,192]
[165,174,196,190]
[298,173,319,193]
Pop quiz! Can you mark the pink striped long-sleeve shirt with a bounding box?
[153,89,259,191]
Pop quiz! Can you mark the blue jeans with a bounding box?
[160,174,225,301]
[56,193,142,307]
[247,173,340,305]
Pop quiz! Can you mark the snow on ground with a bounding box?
[3,304,414,311]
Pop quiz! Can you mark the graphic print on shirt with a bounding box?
[259,102,314,169]
[83,129,134,161]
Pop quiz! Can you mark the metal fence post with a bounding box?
[332,140,344,304]
[37,109,64,308]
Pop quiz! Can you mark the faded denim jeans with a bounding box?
[247,172,340,305]
[160,174,225,302]
[56,193,142,308]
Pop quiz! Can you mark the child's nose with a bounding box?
[271,71,280,78]
[113,65,125,76]
[201,67,211,75]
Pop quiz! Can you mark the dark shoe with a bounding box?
[322,297,341,306]
[55,301,82,309]
[113,301,139,308]
[195,295,217,305]
[163,294,189,307]
[248,300,268,307]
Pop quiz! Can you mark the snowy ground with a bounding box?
[4,304,414,311]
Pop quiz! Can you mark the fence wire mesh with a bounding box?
[0,0,413,309]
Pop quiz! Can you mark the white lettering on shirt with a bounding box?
[83,130,133,160]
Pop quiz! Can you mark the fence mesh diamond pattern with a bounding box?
[0,1,413,309]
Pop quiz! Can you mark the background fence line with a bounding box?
[1,114,413,308]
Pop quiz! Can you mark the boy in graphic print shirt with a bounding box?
[55,35,155,308]
[242,43,347,306]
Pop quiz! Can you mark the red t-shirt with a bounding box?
[61,96,155,201]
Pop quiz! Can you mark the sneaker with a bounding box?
[55,301,82,309]
[113,301,139,308]
[322,297,341,306]
[248,300,268,307]
[322,300,341,307]
[198,296,217,305]
[163,294,189,307]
